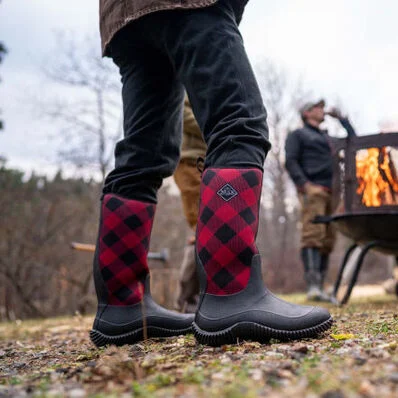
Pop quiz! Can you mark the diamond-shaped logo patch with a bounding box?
[217,184,238,201]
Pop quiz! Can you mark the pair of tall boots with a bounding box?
[90,168,332,348]
[301,247,330,302]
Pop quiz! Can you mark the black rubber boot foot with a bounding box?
[192,316,333,347]
[90,324,193,348]
[91,276,194,348]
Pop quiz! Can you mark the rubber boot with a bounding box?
[301,248,330,302]
[192,168,332,346]
[90,193,193,347]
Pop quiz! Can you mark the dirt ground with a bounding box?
[0,293,397,398]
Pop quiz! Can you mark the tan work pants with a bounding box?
[173,159,201,310]
[173,159,201,229]
[299,185,336,254]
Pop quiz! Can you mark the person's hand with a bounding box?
[326,107,345,120]
[298,181,313,194]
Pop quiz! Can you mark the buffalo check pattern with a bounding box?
[197,168,263,295]
[99,194,155,305]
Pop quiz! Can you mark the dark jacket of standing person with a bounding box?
[285,118,356,190]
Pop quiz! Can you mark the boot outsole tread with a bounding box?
[192,316,333,346]
[90,326,192,347]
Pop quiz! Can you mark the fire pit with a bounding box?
[315,132,398,304]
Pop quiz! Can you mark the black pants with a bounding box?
[104,0,270,203]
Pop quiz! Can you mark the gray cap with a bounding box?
[299,99,325,115]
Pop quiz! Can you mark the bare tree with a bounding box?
[0,0,7,132]
[40,33,122,180]
[255,60,311,290]
[0,163,99,320]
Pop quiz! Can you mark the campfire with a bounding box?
[356,146,398,207]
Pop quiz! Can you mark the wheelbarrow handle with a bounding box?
[312,215,333,224]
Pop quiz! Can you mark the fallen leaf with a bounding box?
[330,333,355,341]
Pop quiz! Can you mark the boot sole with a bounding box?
[90,326,192,347]
[192,316,333,346]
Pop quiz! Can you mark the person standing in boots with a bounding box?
[173,96,206,313]
[285,99,356,301]
[92,0,333,348]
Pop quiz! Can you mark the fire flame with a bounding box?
[356,147,398,206]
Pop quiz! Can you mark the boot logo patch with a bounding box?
[217,184,238,201]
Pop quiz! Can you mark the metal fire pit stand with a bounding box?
[314,215,398,306]
[312,215,375,306]
[331,241,391,305]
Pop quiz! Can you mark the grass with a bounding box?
[0,294,397,397]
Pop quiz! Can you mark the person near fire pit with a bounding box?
[285,99,356,301]
[90,0,333,348]
[173,96,206,313]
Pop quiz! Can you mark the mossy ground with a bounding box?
[0,294,397,397]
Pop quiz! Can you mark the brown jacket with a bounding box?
[100,0,218,55]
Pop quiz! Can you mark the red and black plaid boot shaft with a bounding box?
[90,193,193,347]
[193,168,333,346]
[99,194,154,305]
[197,168,262,295]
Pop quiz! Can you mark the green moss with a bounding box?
[152,373,176,387]
[182,367,205,384]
